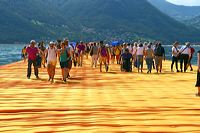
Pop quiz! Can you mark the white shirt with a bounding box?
[47,48,57,62]
[132,46,137,55]
[172,46,179,57]
[127,46,132,53]
[180,46,191,56]
[136,47,144,56]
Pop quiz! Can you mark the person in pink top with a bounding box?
[26,40,39,79]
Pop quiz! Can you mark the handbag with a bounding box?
[176,46,187,60]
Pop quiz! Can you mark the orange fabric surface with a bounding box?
[0,58,199,133]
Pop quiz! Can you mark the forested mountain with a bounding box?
[185,16,200,29]
[148,0,200,21]
[0,0,200,43]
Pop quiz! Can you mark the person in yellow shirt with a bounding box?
[21,46,27,63]
[115,45,122,64]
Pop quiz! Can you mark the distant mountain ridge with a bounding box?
[0,0,200,43]
[185,16,200,29]
[148,0,200,21]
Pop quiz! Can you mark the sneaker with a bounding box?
[191,69,193,71]
[27,76,30,79]
[36,76,40,79]
[177,70,180,72]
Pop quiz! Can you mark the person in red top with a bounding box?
[26,40,39,79]
[188,45,195,71]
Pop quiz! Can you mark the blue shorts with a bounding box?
[60,61,68,69]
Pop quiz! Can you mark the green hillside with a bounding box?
[0,0,200,43]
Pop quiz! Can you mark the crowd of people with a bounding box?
[21,39,200,96]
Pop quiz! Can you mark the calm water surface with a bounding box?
[0,44,200,66]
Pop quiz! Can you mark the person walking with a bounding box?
[145,44,154,73]
[45,41,58,83]
[59,42,69,83]
[110,46,116,64]
[65,40,73,78]
[188,45,195,71]
[115,45,121,64]
[98,43,109,72]
[171,41,180,72]
[154,42,165,73]
[132,42,137,68]
[77,41,85,67]
[26,40,39,79]
[90,42,99,68]
[195,50,200,96]
[21,46,27,63]
[39,42,46,68]
[179,42,191,72]
[136,43,145,73]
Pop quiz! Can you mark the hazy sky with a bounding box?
[166,0,200,6]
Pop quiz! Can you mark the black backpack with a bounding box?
[154,46,164,56]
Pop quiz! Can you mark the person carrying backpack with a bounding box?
[154,42,165,73]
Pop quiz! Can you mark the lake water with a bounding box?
[0,44,200,66]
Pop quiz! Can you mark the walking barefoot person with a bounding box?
[21,46,27,63]
[145,44,154,73]
[65,39,73,78]
[59,42,69,83]
[26,40,39,79]
[45,41,58,83]
[77,41,85,67]
[188,45,195,71]
[195,50,200,96]
[98,42,109,72]
[136,43,145,73]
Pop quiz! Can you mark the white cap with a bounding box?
[106,44,109,47]
[49,41,54,45]
[30,40,36,44]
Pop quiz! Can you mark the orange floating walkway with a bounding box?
[0,59,199,133]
